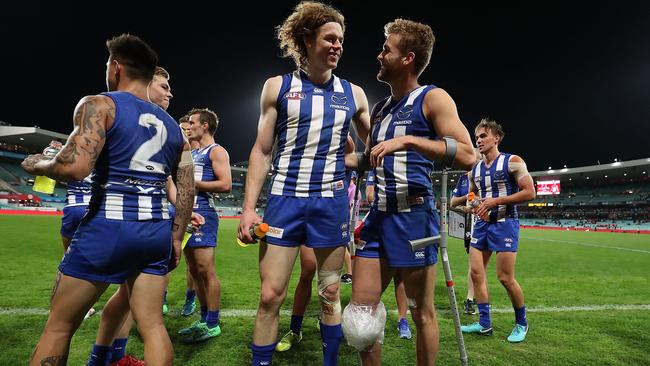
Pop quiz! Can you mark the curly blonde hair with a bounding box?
[276,1,345,68]
[384,19,435,76]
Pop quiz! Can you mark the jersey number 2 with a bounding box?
[130,113,168,174]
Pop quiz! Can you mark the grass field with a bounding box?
[1,215,649,365]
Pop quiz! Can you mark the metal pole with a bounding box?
[439,169,469,366]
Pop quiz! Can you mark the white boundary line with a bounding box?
[521,236,650,254]
[2,304,649,317]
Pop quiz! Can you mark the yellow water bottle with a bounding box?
[181,223,197,250]
[33,146,60,194]
[237,223,270,247]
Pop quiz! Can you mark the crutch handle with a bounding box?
[409,235,441,251]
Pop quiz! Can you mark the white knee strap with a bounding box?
[317,269,342,315]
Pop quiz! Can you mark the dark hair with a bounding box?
[188,108,219,136]
[106,34,158,83]
[475,118,505,142]
[178,115,189,124]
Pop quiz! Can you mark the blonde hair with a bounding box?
[384,19,435,76]
[276,1,345,67]
[154,66,170,80]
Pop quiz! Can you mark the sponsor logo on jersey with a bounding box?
[494,171,507,181]
[267,226,285,239]
[314,87,325,94]
[330,93,350,111]
[396,106,413,119]
[393,120,412,125]
[415,250,425,259]
[331,93,348,105]
[331,180,345,190]
[284,92,305,100]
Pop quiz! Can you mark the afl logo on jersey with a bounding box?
[397,106,413,119]
[284,92,305,100]
[331,93,348,105]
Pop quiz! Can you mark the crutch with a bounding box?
[409,168,469,366]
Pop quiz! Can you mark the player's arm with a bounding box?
[170,139,195,267]
[21,95,113,181]
[351,84,371,143]
[195,145,232,193]
[450,194,467,208]
[166,176,177,205]
[238,76,281,242]
[502,155,535,204]
[365,184,374,205]
[369,88,476,170]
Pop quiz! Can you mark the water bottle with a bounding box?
[467,191,480,209]
[32,146,61,194]
[181,223,197,250]
[237,223,270,247]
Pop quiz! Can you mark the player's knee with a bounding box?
[317,269,341,315]
[259,286,286,310]
[409,303,436,327]
[498,273,515,288]
[342,301,386,351]
[470,267,484,283]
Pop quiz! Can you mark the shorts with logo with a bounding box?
[356,205,440,268]
[470,218,520,252]
[60,205,88,238]
[184,208,219,248]
[263,194,350,248]
[59,216,173,283]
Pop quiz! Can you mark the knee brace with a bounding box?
[341,301,387,351]
[317,269,342,316]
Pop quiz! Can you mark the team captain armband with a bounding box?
[508,161,530,181]
[179,149,193,167]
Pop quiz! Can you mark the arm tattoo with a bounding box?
[40,355,68,365]
[51,96,108,179]
[172,163,194,237]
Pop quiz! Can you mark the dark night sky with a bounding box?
[1,2,649,171]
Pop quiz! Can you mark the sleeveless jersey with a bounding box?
[65,177,92,207]
[470,153,519,222]
[192,143,218,211]
[88,91,184,220]
[269,70,356,198]
[370,85,438,212]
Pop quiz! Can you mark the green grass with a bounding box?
[1,215,649,365]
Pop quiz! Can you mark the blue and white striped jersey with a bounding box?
[88,91,184,220]
[192,143,218,211]
[269,70,356,198]
[65,177,92,207]
[470,153,519,222]
[370,85,438,212]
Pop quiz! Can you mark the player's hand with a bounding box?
[370,136,410,168]
[21,154,46,175]
[46,140,63,151]
[190,212,205,230]
[474,197,500,221]
[238,208,262,244]
[169,239,182,271]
